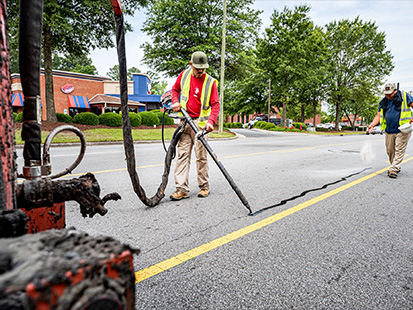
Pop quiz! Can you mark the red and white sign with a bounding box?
[61,84,74,94]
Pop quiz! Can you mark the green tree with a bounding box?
[324,17,393,129]
[145,71,167,95]
[51,53,98,75]
[294,26,329,124]
[256,5,317,125]
[141,0,261,81]
[107,65,142,81]
[225,65,272,116]
[8,0,147,122]
[341,84,380,128]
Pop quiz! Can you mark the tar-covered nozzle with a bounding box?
[161,90,173,110]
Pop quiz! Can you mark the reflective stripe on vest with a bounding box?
[380,91,412,131]
[179,68,217,127]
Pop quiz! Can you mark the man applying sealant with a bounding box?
[368,83,413,178]
[169,51,220,200]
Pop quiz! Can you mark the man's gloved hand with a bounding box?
[204,122,214,132]
[172,102,181,112]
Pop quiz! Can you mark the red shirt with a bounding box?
[171,70,220,126]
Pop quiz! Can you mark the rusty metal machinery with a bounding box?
[0,0,136,309]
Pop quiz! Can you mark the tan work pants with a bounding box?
[174,120,209,193]
[385,131,412,173]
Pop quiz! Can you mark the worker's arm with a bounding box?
[204,81,220,132]
[367,111,381,133]
[171,72,184,112]
[409,102,413,124]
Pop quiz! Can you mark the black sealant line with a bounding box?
[249,167,372,216]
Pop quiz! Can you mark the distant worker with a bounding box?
[368,83,413,178]
[169,51,220,200]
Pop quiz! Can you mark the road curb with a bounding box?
[14,133,239,148]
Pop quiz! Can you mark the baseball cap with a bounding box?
[191,51,209,69]
[383,83,397,95]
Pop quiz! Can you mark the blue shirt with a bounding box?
[379,92,413,134]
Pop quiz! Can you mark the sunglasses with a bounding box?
[192,65,205,71]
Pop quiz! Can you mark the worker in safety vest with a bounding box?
[368,83,413,178]
[169,51,220,200]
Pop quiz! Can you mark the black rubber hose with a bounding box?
[112,6,182,207]
[19,0,43,165]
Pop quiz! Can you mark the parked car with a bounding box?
[305,122,313,127]
[246,116,268,128]
[366,125,383,135]
[269,118,283,126]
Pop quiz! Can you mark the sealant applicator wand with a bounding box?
[180,108,253,214]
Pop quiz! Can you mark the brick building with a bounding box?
[11,70,161,120]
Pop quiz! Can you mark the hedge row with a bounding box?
[13,110,173,127]
[223,122,243,128]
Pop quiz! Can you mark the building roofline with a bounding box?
[11,69,111,82]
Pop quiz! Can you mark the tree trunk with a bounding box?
[282,94,286,126]
[43,24,57,123]
[335,95,342,130]
[313,102,317,127]
[300,104,305,123]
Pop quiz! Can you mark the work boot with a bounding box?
[170,190,189,201]
[388,171,398,179]
[197,188,210,198]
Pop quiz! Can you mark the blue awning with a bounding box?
[68,95,90,108]
[11,93,24,107]
[11,93,43,107]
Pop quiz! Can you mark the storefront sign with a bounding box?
[61,84,74,94]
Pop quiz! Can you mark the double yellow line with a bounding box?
[135,156,413,283]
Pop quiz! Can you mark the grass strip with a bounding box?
[14,128,234,144]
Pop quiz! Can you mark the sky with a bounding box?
[90,0,413,92]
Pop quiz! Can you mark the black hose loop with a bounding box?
[43,125,87,179]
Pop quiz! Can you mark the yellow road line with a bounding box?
[135,156,413,283]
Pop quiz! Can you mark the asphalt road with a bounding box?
[19,129,413,309]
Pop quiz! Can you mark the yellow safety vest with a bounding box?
[179,68,217,128]
[380,91,412,131]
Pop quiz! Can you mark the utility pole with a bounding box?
[268,77,271,119]
[218,0,227,134]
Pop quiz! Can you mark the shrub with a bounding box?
[139,111,160,126]
[129,112,142,127]
[293,122,306,130]
[254,121,267,129]
[152,111,174,125]
[224,122,236,128]
[73,112,99,125]
[227,122,243,128]
[99,112,122,127]
[15,112,23,123]
[13,112,17,121]
[56,113,73,124]
[263,122,276,130]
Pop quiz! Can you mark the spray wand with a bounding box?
[169,104,252,214]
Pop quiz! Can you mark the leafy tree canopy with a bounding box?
[8,0,148,122]
[256,4,318,121]
[141,0,261,80]
[323,16,393,126]
[50,53,98,75]
[107,64,141,81]
[106,65,167,95]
